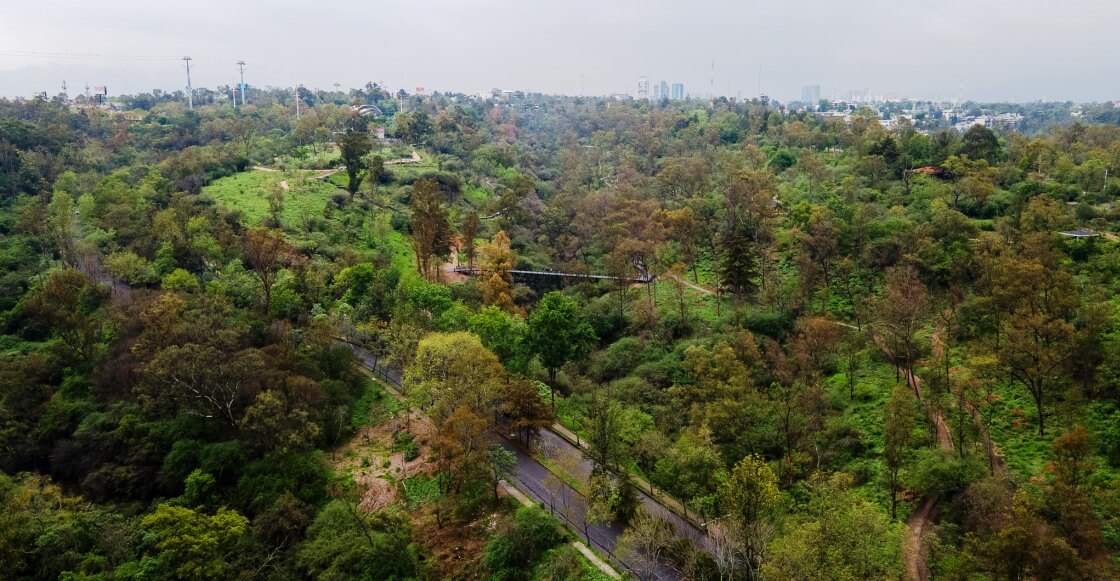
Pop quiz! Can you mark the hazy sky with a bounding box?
[2,0,1118,102]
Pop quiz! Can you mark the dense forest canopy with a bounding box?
[3,85,1120,579]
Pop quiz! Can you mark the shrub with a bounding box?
[483,505,565,578]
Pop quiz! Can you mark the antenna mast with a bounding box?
[236,60,247,106]
[710,59,715,98]
[182,56,194,109]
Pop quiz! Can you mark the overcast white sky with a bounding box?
[1,0,1117,102]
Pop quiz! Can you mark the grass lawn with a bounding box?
[204,168,419,276]
[202,170,337,230]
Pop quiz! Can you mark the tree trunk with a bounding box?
[548,368,557,411]
[1035,387,1046,436]
[889,476,897,520]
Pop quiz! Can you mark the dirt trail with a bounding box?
[839,316,1010,579]
[930,322,1008,476]
[905,494,939,581]
[666,274,715,296]
[385,150,423,165]
[864,328,952,581]
[899,351,951,581]
[439,246,469,283]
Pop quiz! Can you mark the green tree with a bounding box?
[883,384,914,520]
[337,119,372,197]
[959,124,1001,164]
[104,251,155,286]
[716,455,780,579]
[161,268,200,293]
[395,110,433,145]
[267,185,285,227]
[140,504,249,579]
[244,227,294,317]
[524,292,597,407]
[483,505,564,577]
[365,153,385,188]
[405,331,507,426]
[460,210,480,270]
[409,178,451,280]
[762,473,902,580]
[875,265,928,383]
[24,268,106,365]
[297,500,418,579]
[487,444,516,504]
[720,224,759,308]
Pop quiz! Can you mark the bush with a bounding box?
[592,336,645,381]
[908,448,986,497]
[237,452,327,514]
[742,309,795,339]
[392,432,420,461]
[483,505,565,578]
[160,268,199,293]
[297,501,418,579]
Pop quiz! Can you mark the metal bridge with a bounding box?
[451,266,654,284]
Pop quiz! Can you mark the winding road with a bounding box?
[341,341,705,580]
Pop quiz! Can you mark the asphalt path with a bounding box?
[342,341,689,580]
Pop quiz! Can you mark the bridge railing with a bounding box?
[451,266,654,284]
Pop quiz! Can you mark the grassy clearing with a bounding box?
[461,185,492,209]
[402,473,441,506]
[272,142,340,170]
[349,378,407,430]
[983,377,1119,487]
[823,354,932,518]
[202,170,336,229]
[651,275,730,326]
[204,167,420,276]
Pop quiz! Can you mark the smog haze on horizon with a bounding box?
[2,0,1118,102]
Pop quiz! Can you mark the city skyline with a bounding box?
[2,0,1119,102]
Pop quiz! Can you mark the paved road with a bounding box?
[342,341,689,580]
[535,428,711,551]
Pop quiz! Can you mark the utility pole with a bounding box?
[236,60,247,106]
[294,86,301,120]
[182,56,194,110]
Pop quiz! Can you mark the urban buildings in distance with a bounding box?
[801,84,821,105]
[638,77,685,101]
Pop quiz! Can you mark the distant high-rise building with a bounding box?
[660,81,669,100]
[801,84,821,105]
[637,76,649,99]
[671,83,684,100]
